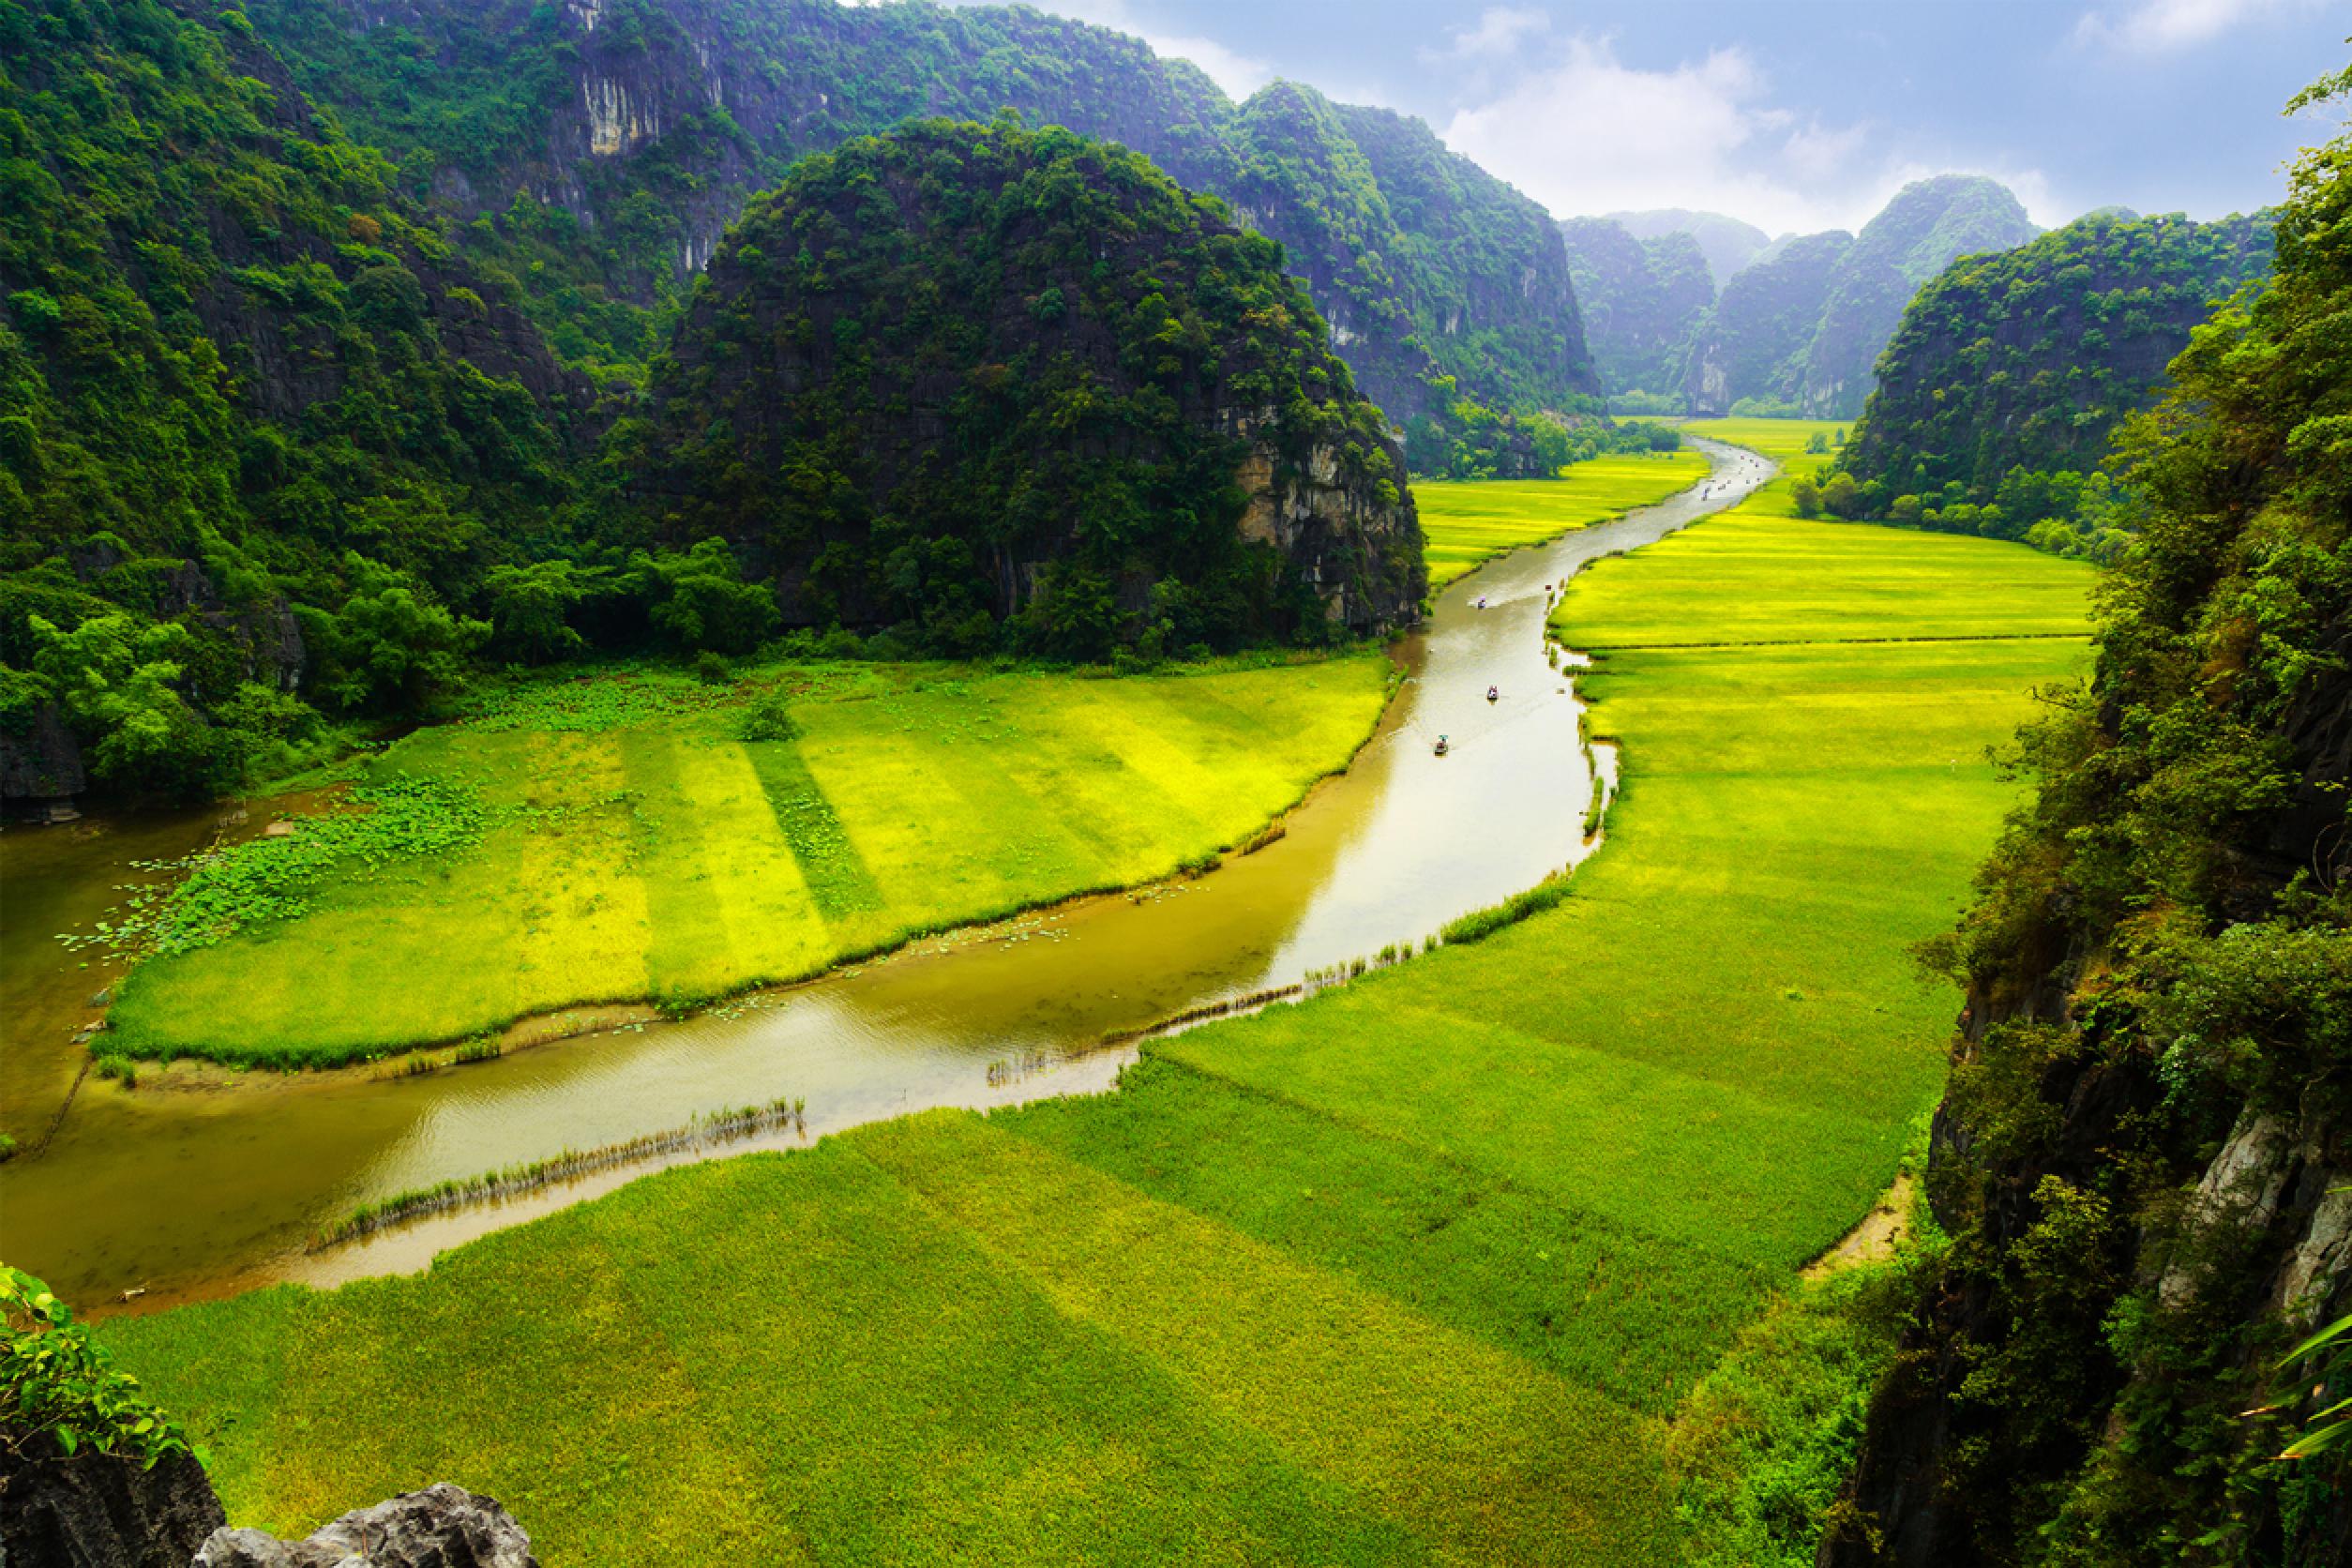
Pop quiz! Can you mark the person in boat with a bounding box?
[1434,734,1450,755]
[1486,685,1499,702]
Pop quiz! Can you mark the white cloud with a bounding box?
[2073,0,2263,53]
[1428,7,1553,61]
[1141,30,1274,98]
[988,0,1272,98]
[1440,34,2060,234]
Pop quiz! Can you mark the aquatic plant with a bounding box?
[1438,875,1575,946]
[308,1097,807,1248]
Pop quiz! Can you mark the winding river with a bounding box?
[0,438,1772,1311]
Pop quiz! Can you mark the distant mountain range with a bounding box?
[240,0,1604,429]
[1569,177,2044,418]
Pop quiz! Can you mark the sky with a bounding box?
[972,0,2345,236]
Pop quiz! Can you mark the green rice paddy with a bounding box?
[100,444,2094,1565]
[1415,449,1709,587]
[102,657,1394,1064]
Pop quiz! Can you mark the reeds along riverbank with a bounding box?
[306,1097,807,1249]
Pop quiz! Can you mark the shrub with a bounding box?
[1,1265,197,1465]
[736,688,800,743]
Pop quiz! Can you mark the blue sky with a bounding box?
[984,0,2344,234]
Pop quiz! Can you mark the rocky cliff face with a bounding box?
[1680,230,1853,414]
[243,0,1601,425]
[636,119,1424,652]
[1799,175,2041,418]
[1605,207,1773,290]
[196,1484,540,1567]
[0,1443,223,1568]
[1557,218,1714,396]
[1814,131,2345,1557]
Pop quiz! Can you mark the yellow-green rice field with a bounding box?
[99,441,2095,1565]
[1416,449,1708,587]
[105,656,1394,1064]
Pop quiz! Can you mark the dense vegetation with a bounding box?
[1677,177,2040,419]
[1798,175,2040,418]
[1835,208,2275,558]
[240,0,1603,429]
[1607,208,1772,290]
[627,117,1422,659]
[1822,67,2350,1567]
[1558,218,1714,399]
[0,1,1430,812]
[99,431,2089,1567]
[0,0,601,801]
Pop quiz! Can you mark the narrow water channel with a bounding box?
[0,439,1772,1310]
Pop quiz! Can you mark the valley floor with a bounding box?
[101,656,1394,1066]
[1415,448,1708,587]
[101,439,2092,1564]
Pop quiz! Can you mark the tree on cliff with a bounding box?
[1822,59,2350,1568]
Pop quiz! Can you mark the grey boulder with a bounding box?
[191,1485,537,1568]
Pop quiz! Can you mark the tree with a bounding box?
[25,613,228,796]
[1821,472,1862,519]
[627,539,781,656]
[298,555,490,714]
[481,560,611,664]
[1789,477,1824,518]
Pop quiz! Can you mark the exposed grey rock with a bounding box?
[1,701,87,805]
[0,1443,224,1568]
[193,1485,538,1568]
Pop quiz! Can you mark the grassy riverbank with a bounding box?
[102,451,2092,1565]
[1416,449,1708,587]
[100,656,1394,1065]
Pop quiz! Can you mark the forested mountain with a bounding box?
[1823,74,2349,1563]
[1,0,596,798]
[1679,231,1853,414]
[238,0,1601,428]
[1677,176,2039,415]
[1838,208,2276,529]
[1798,173,2041,416]
[1606,207,1772,288]
[1557,217,1714,398]
[0,0,1430,807]
[627,117,1423,656]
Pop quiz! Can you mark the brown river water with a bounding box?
[0,439,1772,1312]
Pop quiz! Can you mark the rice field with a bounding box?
[100,446,2094,1565]
[1415,449,1709,587]
[102,656,1395,1064]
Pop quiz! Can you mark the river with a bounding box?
[0,438,1772,1311]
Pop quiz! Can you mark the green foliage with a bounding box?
[298,555,490,713]
[1437,874,1572,944]
[640,117,1411,657]
[243,0,1600,423]
[626,539,779,656]
[1879,68,2350,1563]
[1405,402,1679,482]
[734,687,799,743]
[2,1265,195,1468]
[1840,208,2275,509]
[0,0,590,786]
[1558,219,1714,397]
[24,613,227,796]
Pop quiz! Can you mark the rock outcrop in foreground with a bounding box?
[195,1484,539,1568]
[635,117,1425,657]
